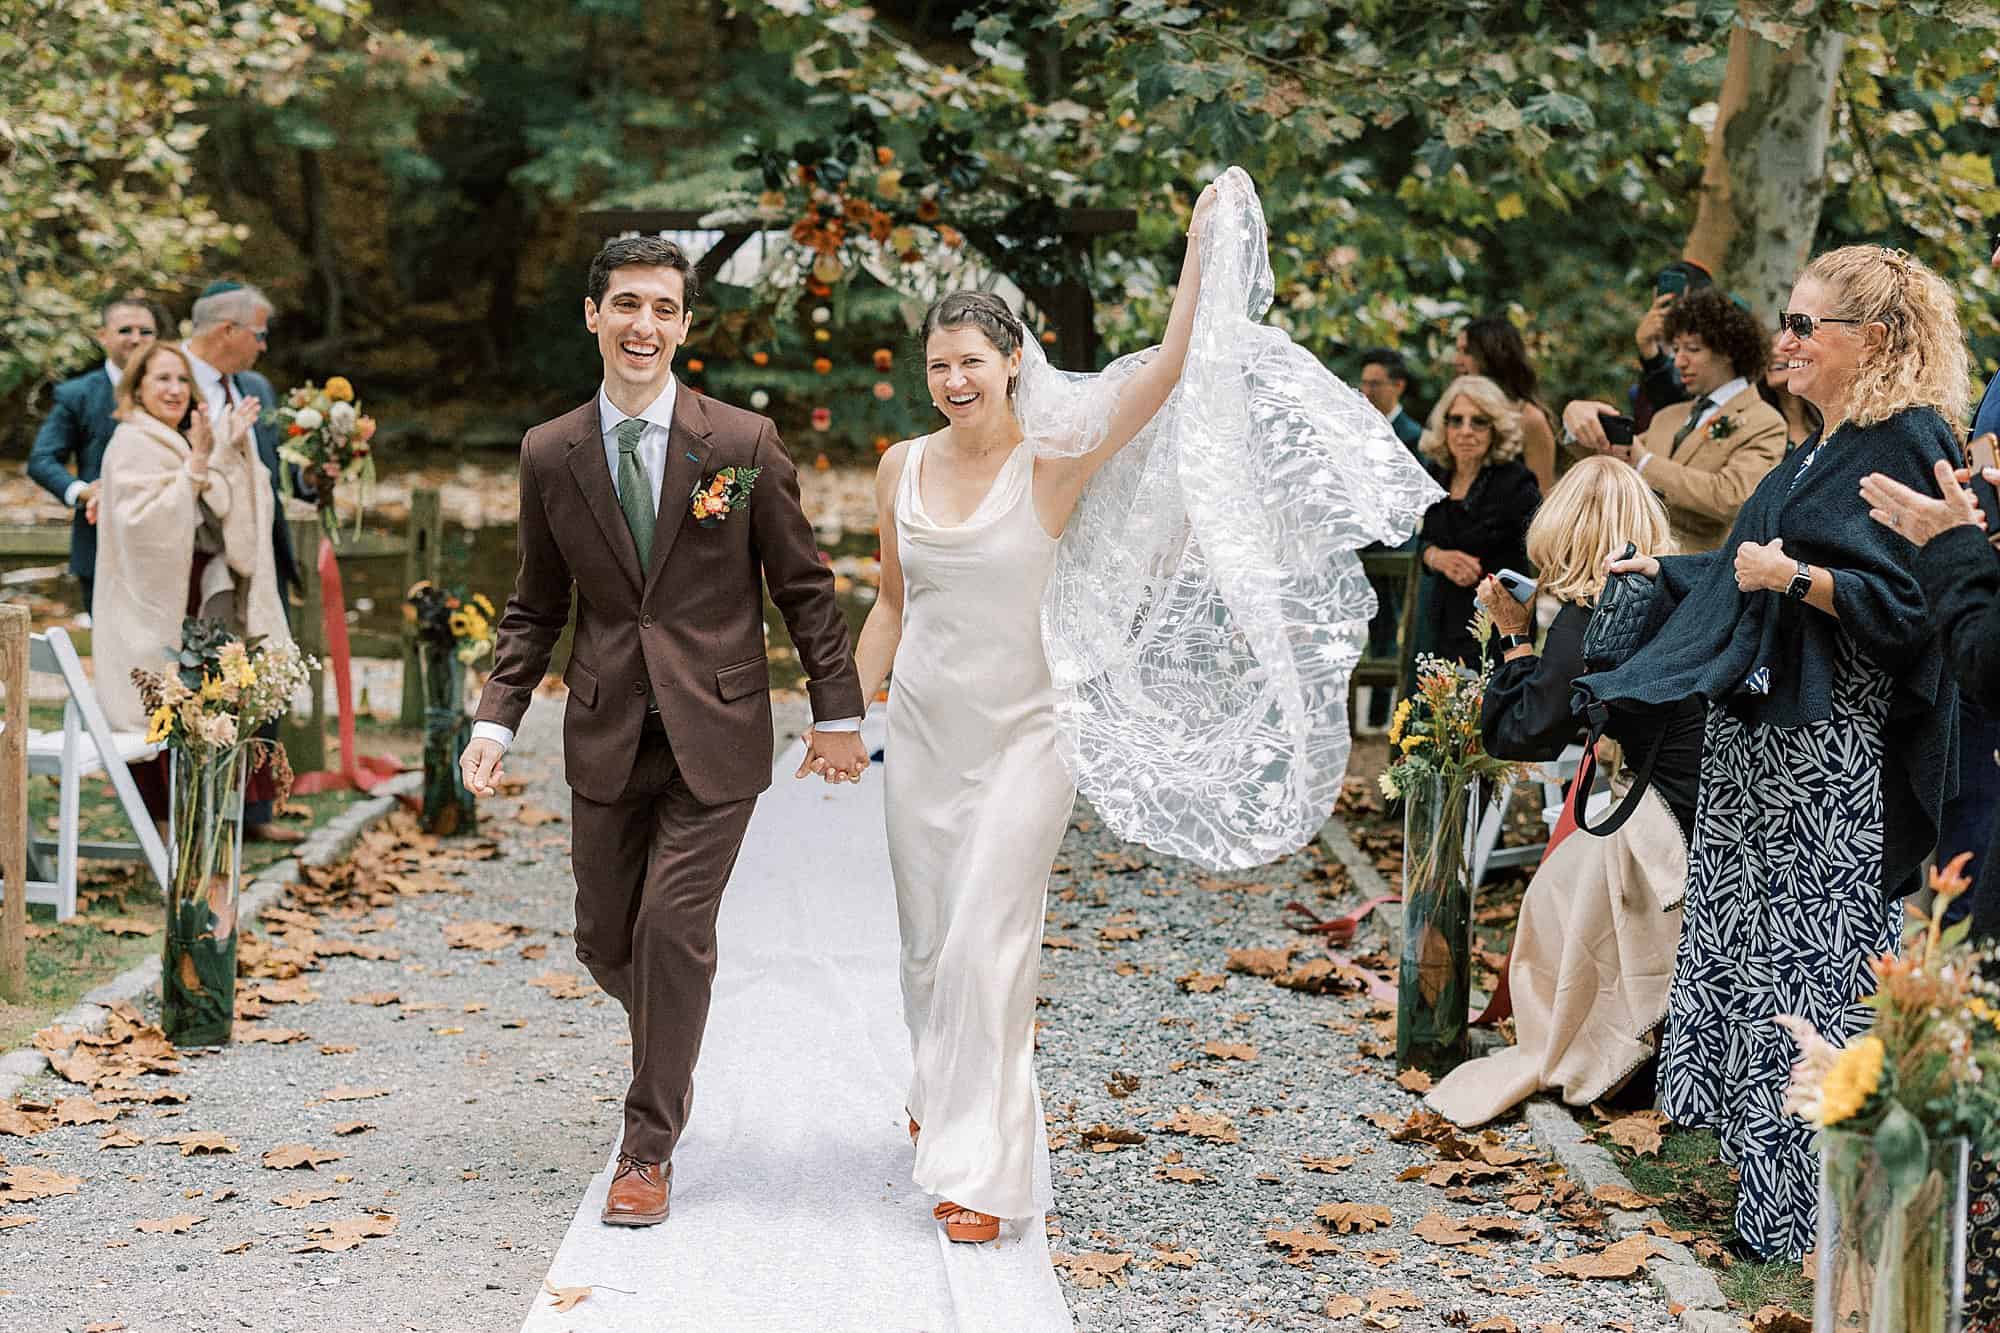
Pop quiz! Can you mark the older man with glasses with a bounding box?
[184,279,306,844]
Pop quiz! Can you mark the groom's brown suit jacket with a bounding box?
[476,382,862,805]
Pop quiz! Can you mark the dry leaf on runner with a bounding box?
[236,1027,310,1044]
[516,804,564,826]
[97,1127,145,1150]
[1534,1234,1659,1280]
[1224,943,1300,978]
[272,1188,341,1209]
[1316,1202,1393,1234]
[1200,1040,1257,1062]
[319,1085,392,1103]
[527,972,598,1000]
[1176,971,1228,993]
[544,1280,590,1312]
[92,917,159,937]
[331,1121,375,1137]
[1395,1069,1434,1093]
[1079,1124,1145,1151]
[1158,1166,1212,1184]
[1750,1307,1811,1333]
[1367,1288,1424,1312]
[263,1145,344,1171]
[1150,1244,1197,1268]
[1470,1318,1520,1332]
[1156,1108,1239,1143]
[0,1214,40,1230]
[1327,1294,1366,1319]
[135,1213,204,1234]
[0,1106,53,1137]
[345,992,401,1007]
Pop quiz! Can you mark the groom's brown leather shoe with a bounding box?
[602,1154,671,1227]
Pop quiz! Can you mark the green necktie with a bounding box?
[614,418,655,569]
[1667,395,1714,456]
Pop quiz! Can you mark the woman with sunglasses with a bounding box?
[1413,374,1541,666]
[1576,245,1968,1262]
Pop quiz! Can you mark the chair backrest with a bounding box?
[31,628,171,892]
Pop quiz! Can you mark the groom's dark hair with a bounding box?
[587,236,700,309]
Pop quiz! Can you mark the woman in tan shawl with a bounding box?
[93,341,291,818]
[1426,457,1704,1127]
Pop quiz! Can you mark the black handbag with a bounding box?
[1571,543,1673,837]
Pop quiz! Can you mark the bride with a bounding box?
[832,168,1440,1243]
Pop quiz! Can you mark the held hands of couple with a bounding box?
[1860,457,1996,548]
[795,727,868,785]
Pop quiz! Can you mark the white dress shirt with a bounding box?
[471,380,856,753]
[183,343,236,424]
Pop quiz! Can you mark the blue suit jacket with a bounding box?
[26,367,119,579]
[1976,368,2000,441]
[232,368,303,595]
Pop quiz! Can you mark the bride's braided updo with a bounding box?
[919,291,1025,397]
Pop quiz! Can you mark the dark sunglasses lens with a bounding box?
[1445,414,1491,429]
[1779,313,1811,339]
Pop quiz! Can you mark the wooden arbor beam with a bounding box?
[579,207,1138,372]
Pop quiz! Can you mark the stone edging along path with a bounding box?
[1313,816,1736,1333]
[0,773,422,1103]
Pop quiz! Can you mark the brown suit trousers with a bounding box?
[477,382,862,1163]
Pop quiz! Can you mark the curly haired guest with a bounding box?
[1563,288,1788,553]
[1413,375,1541,667]
[1577,245,1968,1262]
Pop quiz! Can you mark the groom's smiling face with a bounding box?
[586,265,693,402]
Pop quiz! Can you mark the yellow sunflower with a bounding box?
[145,705,175,745]
[1814,1035,1886,1127]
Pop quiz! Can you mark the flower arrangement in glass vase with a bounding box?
[1379,608,1530,1074]
[405,581,496,834]
[1779,853,2000,1333]
[131,618,312,1046]
[272,375,378,543]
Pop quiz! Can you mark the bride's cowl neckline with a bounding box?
[900,434,1032,537]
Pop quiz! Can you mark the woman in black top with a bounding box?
[1578,246,1968,1263]
[1414,374,1541,666]
[1426,456,1701,1129]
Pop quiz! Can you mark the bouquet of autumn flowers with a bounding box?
[1780,854,2000,1332]
[406,581,497,666]
[273,375,378,543]
[1379,610,1527,803]
[134,618,311,765]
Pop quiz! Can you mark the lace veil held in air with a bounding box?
[1024,167,1443,871]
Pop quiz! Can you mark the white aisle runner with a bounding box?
[521,716,1074,1333]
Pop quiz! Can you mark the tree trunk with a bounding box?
[1683,22,1846,317]
[298,149,343,340]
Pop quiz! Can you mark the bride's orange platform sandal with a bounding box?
[934,1200,999,1244]
[906,1110,920,1144]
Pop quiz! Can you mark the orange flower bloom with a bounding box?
[873,348,893,371]
[936,224,962,249]
[813,357,832,375]
[869,210,894,243]
[875,146,895,166]
[686,358,705,373]
[751,351,770,367]
[844,196,874,224]
[916,197,941,223]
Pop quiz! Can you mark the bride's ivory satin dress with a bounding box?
[885,435,1070,1220]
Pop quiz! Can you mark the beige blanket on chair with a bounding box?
[1425,787,1687,1127]
[93,410,291,732]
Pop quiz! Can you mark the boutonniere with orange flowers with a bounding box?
[1708,415,1736,441]
[691,466,760,527]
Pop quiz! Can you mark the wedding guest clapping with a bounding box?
[1428,456,1703,1127]
[92,342,292,823]
[1577,244,1968,1262]
[1414,375,1540,666]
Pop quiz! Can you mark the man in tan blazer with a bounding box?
[460,235,866,1227]
[1564,286,1787,552]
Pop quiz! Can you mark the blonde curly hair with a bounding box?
[1799,245,1970,430]
[1527,455,1675,606]
[1418,375,1524,468]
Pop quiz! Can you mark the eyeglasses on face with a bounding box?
[1777,312,1862,341]
[230,321,269,346]
[1444,413,1493,430]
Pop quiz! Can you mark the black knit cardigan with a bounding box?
[1576,405,1962,898]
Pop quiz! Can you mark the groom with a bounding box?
[460,235,868,1226]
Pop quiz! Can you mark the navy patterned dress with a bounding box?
[1662,632,1901,1260]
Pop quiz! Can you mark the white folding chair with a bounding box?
[1471,743,1598,885]
[22,627,171,920]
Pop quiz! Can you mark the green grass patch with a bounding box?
[1599,1122,1814,1316]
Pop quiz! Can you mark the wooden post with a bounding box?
[282,518,327,774]
[399,488,444,729]
[0,604,29,1003]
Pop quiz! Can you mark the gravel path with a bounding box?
[1034,807,1686,1333]
[2,694,1685,1332]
